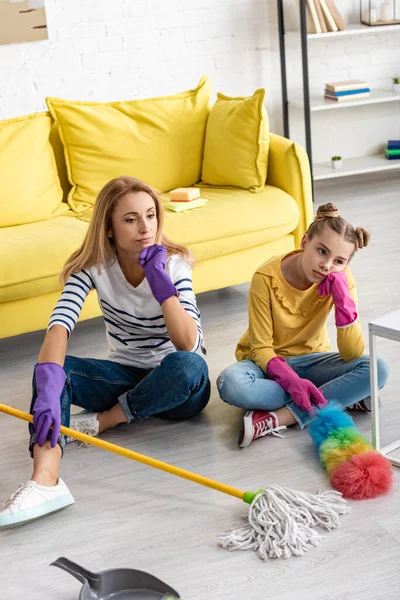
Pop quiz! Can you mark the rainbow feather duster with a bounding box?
[309,403,393,500]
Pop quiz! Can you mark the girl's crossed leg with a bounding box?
[217,352,389,446]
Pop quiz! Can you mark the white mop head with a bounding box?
[218,484,350,560]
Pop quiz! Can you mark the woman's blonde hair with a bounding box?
[61,176,193,284]
[306,202,370,255]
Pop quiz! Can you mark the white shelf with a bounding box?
[287,23,400,39]
[313,154,400,180]
[291,89,400,111]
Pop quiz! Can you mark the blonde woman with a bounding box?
[1,176,209,528]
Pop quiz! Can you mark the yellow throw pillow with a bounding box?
[46,76,211,213]
[201,89,269,193]
[0,112,66,227]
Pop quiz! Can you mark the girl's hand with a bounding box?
[267,357,327,413]
[317,271,346,302]
[318,272,357,327]
[138,244,178,305]
[291,378,327,413]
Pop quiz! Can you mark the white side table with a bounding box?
[369,310,400,468]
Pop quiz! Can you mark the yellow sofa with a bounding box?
[0,99,312,339]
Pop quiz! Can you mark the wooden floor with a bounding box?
[1,173,400,600]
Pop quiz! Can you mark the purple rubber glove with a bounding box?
[267,357,327,413]
[33,362,65,447]
[318,271,358,328]
[138,244,178,305]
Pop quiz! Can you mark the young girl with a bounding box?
[0,176,210,529]
[217,203,389,448]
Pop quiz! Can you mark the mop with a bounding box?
[0,403,350,561]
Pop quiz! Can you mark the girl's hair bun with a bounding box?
[314,202,341,222]
[355,227,370,249]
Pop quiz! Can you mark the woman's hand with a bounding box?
[318,272,358,328]
[33,362,65,447]
[138,244,178,305]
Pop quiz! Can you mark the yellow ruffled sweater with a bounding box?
[236,252,364,370]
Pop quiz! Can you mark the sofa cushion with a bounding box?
[75,187,299,262]
[165,185,299,262]
[201,89,269,193]
[46,76,211,214]
[0,112,68,227]
[1,185,300,304]
[0,215,89,303]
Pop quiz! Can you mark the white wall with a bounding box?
[1,0,399,160]
[0,0,283,130]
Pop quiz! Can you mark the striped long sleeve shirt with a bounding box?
[48,254,204,369]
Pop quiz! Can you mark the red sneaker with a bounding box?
[238,410,287,448]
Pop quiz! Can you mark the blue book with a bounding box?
[388,140,400,149]
[385,154,400,160]
[324,88,370,96]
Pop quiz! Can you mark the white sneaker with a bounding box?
[0,478,74,529]
[67,412,100,444]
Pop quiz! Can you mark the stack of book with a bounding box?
[324,80,371,102]
[166,187,208,212]
[385,140,400,160]
[297,0,346,34]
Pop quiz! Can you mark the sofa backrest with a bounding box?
[49,122,71,203]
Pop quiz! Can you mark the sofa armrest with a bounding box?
[266,133,313,247]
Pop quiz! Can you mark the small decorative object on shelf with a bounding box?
[392,75,400,92]
[381,0,393,20]
[360,0,400,25]
[331,155,343,169]
[385,139,400,159]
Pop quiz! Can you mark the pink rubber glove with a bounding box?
[318,271,358,328]
[267,357,327,413]
[138,244,178,305]
[33,362,65,447]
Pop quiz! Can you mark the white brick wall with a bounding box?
[0,0,399,159]
[0,0,282,129]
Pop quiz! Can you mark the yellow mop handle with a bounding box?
[0,403,255,503]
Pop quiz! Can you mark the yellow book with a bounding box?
[166,198,208,212]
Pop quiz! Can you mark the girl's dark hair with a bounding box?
[306,202,370,253]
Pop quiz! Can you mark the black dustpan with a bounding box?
[51,557,181,599]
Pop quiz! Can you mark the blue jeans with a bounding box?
[29,351,210,455]
[217,352,389,428]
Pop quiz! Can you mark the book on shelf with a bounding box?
[307,0,322,34]
[385,154,400,160]
[324,0,346,30]
[324,88,371,97]
[385,148,400,156]
[324,92,371,102]
[388,140,400,149]
[326,80,369,92]
[296,0,346,34]
[296,0,320,33]
[313,0,328,33]
[319,0,339,32]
